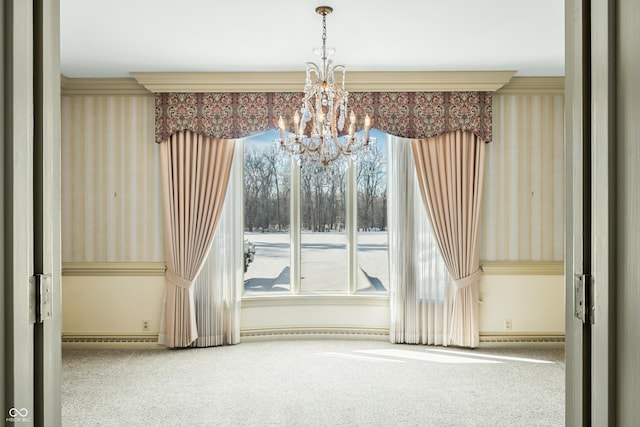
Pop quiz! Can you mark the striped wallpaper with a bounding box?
[60,90,565,264]
[61,95,164,262]
[480,93,565,262]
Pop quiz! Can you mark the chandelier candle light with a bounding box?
[276,6,374,168]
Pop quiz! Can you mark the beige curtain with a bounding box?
[159,130,235,348]
[412,130,486,348]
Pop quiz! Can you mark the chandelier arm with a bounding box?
[306,62,321,77]
[329,97,343,154]
[304,98,317,137]
[306,142,322,153]
[324,59,333,84]
[324,149,344,166]
[332,65,346,89]
[295,136,307,155]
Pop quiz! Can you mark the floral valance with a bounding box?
[155,91,492,143]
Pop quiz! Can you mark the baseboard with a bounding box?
[62,331,565,345]
[240,327,390,340]
[479,335,565,347]
[62,335,159,343]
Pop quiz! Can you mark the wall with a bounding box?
[478,78,565,337]
[61,94,163,262]
[61,268,164,338]
[60,269,564,338]
[60,77,565,340]
[482,86,565,262]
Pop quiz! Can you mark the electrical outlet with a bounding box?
[142,320,150,331]
[504,318,512,330]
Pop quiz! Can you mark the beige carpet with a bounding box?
[62,338,564,426]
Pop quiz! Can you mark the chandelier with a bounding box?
[276,6,374,168]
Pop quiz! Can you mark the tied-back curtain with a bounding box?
[159,130,235,348]
[412,130,486,348]
[388,136,451,345]
[191,141,244,347]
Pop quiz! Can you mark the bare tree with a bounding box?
[244,146,290,232]
[299,163,346,232]
[245,143,385,234]
[357,146,386,231]
[244,148,262,231]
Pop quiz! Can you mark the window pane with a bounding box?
[300,164,347,293]
[243,131,291,293]
[356,132,388,292]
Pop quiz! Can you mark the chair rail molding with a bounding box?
[480,261,564,276]
[62,262,166,276]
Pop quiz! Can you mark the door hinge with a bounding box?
[574,273,594,324]
[29,273,52,324]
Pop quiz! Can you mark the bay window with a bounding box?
[243,129,388,295]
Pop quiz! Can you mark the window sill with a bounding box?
[241,293,389,308]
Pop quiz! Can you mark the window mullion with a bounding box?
[290,160,301,294]
[346,160,358,294]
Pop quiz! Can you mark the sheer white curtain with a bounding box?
[388,135,451,345]
[191,140,244,347]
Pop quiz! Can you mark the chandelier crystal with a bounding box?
[276,6,374,169]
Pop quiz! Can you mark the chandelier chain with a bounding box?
[322,14,327,54]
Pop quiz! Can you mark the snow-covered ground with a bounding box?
[244,231,389,293]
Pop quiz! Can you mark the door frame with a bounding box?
[3,1,37,422]
[33,0,62,424]
[589,0,616,424]
[2,0,61,425]
[565,0,617,425]
[565,0,589,423]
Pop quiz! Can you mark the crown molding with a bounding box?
[61,75,151,95]
[131,70,517,93]
[60,73,565,96]
[496,76,565,95]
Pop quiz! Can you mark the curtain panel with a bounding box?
[155,91,492,143]
[190,141,244,348]
[159,130,235,348]
[412,130,486,348]
[388,136,451,345]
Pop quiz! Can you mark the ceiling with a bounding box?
[60,0,565,79]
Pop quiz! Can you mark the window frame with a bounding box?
[242,130,389,297]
